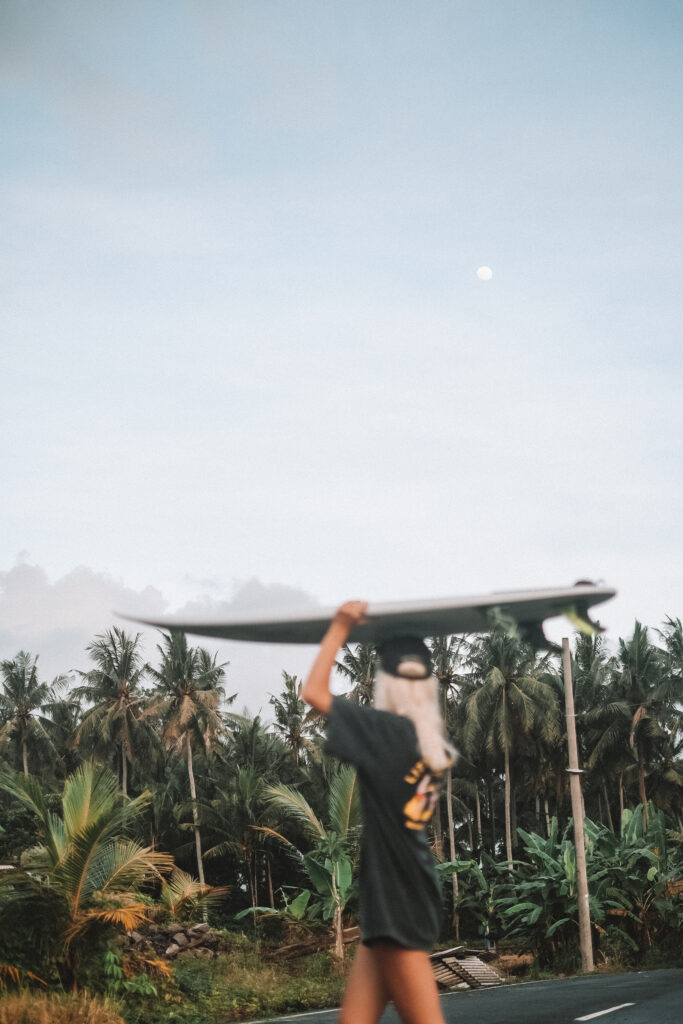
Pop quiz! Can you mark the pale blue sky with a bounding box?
[1,2,681,707]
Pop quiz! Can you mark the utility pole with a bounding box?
[562,637,594,973]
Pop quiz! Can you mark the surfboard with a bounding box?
[121,583,616,647]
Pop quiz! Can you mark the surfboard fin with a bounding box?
[518,602,604,650]
[486,608,559,652]
[517,620,560,653]
[562,603,605,637]
[486,601,604,652]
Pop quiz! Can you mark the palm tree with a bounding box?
[583,676,633,824]
[429,635,465,928]
[569,632,617,829]
[210,713,302,907]
[646,620,682,822]
[464,630,560,868]
[0,763,173,986]
[143,754,188,856]
[229,712,292,780]
[0,652,66,776]
[204,765,271,909]
[657,616,683,682]
[450,665,493,854]
[620,624,671,823]
[336,642,378,705]
[42,692,84,781]
[73,628,154,796]
[150,632,229,887]
[592,623,678,829]
[269,672,312,766]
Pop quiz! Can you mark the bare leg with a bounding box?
[338,943,390,1024]
[373,944,446,1024]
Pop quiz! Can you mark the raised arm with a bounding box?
[301,600,369,713]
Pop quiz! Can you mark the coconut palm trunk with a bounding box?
[267,859,275,908]
[488,778,496,854]
[602,781,614,832]
[432,797,444,860]
[121,744,128,797]
[186,732,206,886]
[331,873,344,962]
[446,768,460,937]
[504,749,513,870]
[510,780,518,849]
[21,736,29,776]
[619,771,625,825]
[638,749,649,829]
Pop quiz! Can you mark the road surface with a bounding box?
[245,969,683,1024]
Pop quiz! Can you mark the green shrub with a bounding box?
[173,959,213,998]
[119,942,349,1024]
[642,933,683,970]
[597,925,639,970]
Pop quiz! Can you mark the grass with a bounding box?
[4,931,678,1024]
[118,933,349,1024]
[0,992,125,1024]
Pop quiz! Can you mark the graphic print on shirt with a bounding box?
[402,760,443,831]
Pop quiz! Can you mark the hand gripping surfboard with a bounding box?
[120,582,616,648]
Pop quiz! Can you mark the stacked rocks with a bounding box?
[125,921,219,960]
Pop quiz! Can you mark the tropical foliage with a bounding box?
[0,653,67,777]
[73,629,155,797]
[252,765,361,959]
[0,615,681,1016]
[0,764,173,986]
[440,803,682,968]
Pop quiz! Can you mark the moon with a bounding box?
[477,266,493,281]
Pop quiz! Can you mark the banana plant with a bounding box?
[439,807,682,965]
[437,853,504,939]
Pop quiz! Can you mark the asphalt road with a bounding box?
[245,969,683,1024]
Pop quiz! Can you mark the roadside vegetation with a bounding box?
[0,617,681,1022]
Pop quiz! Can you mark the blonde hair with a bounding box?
[373,670,456,773]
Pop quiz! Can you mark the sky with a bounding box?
[1,1,681,714]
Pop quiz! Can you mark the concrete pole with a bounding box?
[562,637,594,973]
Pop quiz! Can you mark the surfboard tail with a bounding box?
[488,599,606,652]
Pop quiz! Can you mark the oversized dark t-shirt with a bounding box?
[324,696,444,950]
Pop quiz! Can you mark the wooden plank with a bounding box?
[430,951,504,990]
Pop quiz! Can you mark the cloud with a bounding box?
[0,560,167,676]
[0,561,320,714]
[174,576,319,617]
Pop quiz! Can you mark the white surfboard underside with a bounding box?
[121,584,616,645]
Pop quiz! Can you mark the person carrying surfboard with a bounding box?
[302,600,455,1024]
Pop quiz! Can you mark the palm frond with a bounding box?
[66,902,151,942]
[328,766,360,837]
[90,841,174,896]
[158,867,229,919]
[61,763,119,839]
[264,785,326,842]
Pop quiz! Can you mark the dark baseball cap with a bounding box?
[377,636,432,679]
